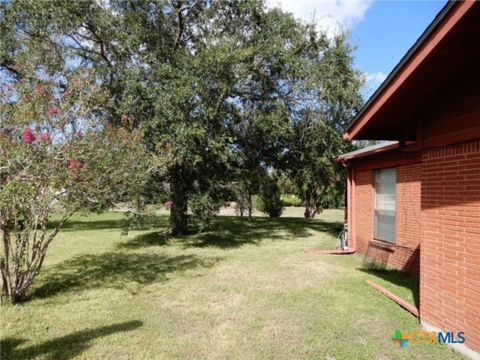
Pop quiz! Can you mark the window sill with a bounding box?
[371,239,396,251]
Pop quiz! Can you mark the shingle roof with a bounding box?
[336,141,399,162]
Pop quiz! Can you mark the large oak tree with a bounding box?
[1,0,364,236]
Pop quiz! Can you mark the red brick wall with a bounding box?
[353,169,373,254]
[394,163,422,273]
[353,163,421,274]
[420,141,480,352]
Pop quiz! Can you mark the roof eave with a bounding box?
[344,0,465,141]
[336,141,399,163]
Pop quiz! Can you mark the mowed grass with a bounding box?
[1,210,463,360]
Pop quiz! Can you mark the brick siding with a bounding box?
[353,163,421,274]
[420,141,480,352]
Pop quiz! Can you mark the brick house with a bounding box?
[337,1,479,356]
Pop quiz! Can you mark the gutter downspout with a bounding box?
[350,164,356,253]
[340,161,356,254]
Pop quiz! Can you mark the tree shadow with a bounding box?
[117,231,170,249]
[30,252,218,299]
[0,320,142,360]
[180,216,343,249]
[48,215,169,232]
[358,268,420,309]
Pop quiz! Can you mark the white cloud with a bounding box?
[365,71,387,84]
[266,0,373,36]
[363,71,387,98]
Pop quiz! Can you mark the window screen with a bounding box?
[374,168,396,242]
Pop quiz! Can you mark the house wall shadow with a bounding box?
[359,263,420,310]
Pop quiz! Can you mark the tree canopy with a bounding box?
[1,0,363,236]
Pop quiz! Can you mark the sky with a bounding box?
[267,0,448,98]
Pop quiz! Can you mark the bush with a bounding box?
[234,193,249,217]
[0,72,149,303]
[281,194,303,207]
[188,193,221,232]
[255,177,284,217]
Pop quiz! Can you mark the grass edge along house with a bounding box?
[337,1,479,357]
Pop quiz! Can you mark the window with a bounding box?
[374,168,396,243]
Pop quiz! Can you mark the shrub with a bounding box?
[255,177,284,217]
[281,194,303,207]
[234,193,249,217]
[188,193,221,232]
[0,71,149,303]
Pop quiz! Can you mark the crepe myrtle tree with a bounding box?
[0,71,149,303]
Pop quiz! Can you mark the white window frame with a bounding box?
[374,168,397,243]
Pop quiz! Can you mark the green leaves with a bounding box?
[2,0,363,229]
[0,70,150,302]
[288,113,352,216]
[256,173,284,218]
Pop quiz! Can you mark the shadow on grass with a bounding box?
[180,216,343,249]
[31,252,218,299]
[119,216,343,250]
[0,320,142,360]
[359,268,420,309]
[118,231,170,249]
[48,215,169,232]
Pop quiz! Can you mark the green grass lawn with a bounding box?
[1,210,463,359]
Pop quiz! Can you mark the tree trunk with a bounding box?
[169,175,189,236]
[0,226,23,304]
[304,193,317,219]
[1,226,12,303]
[247,186,253,221]
[1,212,75,304]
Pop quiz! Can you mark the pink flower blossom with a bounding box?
[121,114,128,122]
[6,83,14,92]
[40,132,51,143]
[48,107,59,117]
[68,158,82,170]
[34,85,46,96]
[22,127,36,144]
[165,200,174,210]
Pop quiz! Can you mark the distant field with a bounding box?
[142,204,345,220]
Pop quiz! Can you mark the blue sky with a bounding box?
[267,0,448,98]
